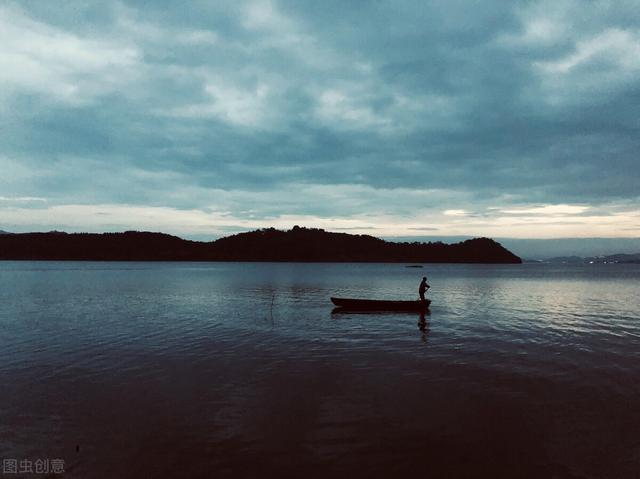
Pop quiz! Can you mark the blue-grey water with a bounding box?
[0,262,639,478]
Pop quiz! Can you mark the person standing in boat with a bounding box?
[419,277,430,302]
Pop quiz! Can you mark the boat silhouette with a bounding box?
[331,297,431,311]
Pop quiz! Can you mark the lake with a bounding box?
[0,261,638,478]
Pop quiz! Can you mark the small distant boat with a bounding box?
[331,297,431,311]
[405,265,423,268]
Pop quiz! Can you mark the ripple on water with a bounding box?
[1,261,639,478]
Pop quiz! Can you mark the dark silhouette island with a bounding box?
[0,227,522,263]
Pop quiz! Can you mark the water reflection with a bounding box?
[330,307,431,342]
[418,310,430,342]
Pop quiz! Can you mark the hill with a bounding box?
[0,227,522,263]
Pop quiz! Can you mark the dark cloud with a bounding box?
[1,0,639,240]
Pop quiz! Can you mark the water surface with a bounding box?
[1,262,639,478]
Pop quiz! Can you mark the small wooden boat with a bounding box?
[330,297,430,311]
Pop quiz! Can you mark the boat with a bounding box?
[330,297,431,311]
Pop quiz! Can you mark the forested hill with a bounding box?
[0,227,522,263]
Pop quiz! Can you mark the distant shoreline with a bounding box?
[0,227,522,264]
[0,259,527,264]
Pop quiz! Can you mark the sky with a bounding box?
[1,0,639,256]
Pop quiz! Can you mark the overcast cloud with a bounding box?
[1,0,639,244]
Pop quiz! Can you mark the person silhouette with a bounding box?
[419,276,430,302]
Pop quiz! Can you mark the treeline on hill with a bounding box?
[0,227,522,263]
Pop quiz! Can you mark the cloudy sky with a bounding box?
[1,0,639,249]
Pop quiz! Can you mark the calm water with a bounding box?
[0,262,639,478]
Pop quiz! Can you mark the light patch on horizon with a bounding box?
[0,196,47,202]
[499,205,590,216]
[1,201,638,240]
[443,210,469,217]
